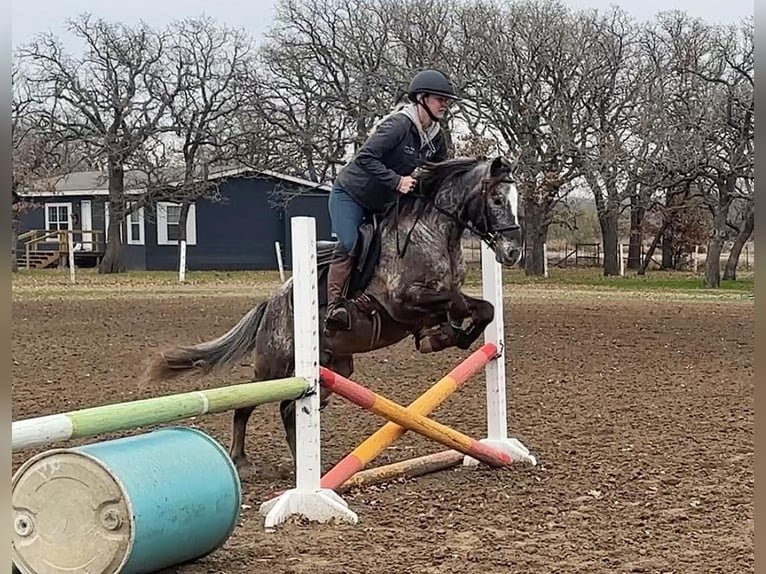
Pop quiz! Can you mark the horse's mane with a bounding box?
[381,156,484,224]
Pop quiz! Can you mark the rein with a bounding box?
[394,174,520,258]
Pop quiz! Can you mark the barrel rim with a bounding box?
[11,447,136,574]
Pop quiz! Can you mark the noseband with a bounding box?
[394,168,521,258]
[431,176,521,252]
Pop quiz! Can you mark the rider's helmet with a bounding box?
[407,69,459,101]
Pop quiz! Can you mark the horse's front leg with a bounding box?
[402,283,471,321]
[415,294,495,354]
[453,294,495,349]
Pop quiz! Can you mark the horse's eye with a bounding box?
[492,195,504,206]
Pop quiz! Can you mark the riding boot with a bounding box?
[325,254,354,331]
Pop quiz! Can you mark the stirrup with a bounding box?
[325,301,351,332]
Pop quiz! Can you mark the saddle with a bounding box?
[316,216,383,309]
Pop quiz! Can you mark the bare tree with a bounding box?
[655,13,754,287]
[723,187,754,280]
[11,55,97,270]
[694,18,754,287]
[250,0,405,183]
[17,14,182,273]
[458,0,597,275]
[575,6,648,276]
[633,12,753,285]
[150,15,260,270]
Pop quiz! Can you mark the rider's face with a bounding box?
[423,94,453,120]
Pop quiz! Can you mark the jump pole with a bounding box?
[320,368,514,468]
[12,377,311,451]
[336,449,465,493]
[336,241,536,491]
[320,342,499,491]
[258,216,358,528]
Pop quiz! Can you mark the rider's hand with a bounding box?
[398,175,417,194]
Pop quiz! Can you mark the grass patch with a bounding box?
[463,265,754,294]
[11,267,283,287]
[12,265,754,303]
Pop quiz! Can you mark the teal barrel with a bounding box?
[11,427,242,574]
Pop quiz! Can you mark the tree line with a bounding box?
[12,0,753,285]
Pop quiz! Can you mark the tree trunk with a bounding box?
[98,160,126,274]
[627,194,644,270]
[661,222,675,270]
[639,220,668,276]
[704,177,736,288]
[704,233,724,288]
[723,204,753,281]
[704,210,728,288]
[523,196,549,276]
[599,207,620,276]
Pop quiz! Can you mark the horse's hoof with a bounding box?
[233,457,257,480]
[418,338,437,354]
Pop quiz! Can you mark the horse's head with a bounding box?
[475,156,523,266]
[482,157,523,266]
[402,155,524,267]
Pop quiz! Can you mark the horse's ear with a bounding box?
[489,156,513,178]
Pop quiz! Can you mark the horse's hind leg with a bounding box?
[231,341,295,479]
[230,406,256,475]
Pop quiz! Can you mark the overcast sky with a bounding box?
[12,0,753,50]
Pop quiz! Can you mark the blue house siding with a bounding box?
[143,176,291,271]
[281,193,335,269]
[17,170,333,271]
[121,244,147,269]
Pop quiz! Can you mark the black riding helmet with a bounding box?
[407,69,459,123]
[407,69,459,101]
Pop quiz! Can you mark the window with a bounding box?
[156,202,197,245]
[126,203,145,245]
[45,203,71,231]
[165,204,182,241]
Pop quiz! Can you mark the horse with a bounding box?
[141,155,523,477]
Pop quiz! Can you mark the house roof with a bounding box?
[16,164,332,197]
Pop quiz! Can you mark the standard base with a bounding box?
[259,488,359,529]
[463,437,537,467]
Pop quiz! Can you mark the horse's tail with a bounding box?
[142,300,269,382]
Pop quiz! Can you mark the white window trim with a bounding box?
[44,202,72,241]
[156,202,197,246]
[126,202,145,245]
[103,202,124,242]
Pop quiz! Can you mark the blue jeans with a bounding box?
[328,184,369,254]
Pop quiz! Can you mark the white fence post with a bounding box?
[259,216,358,528]
[67,223,76,285]
[619,243,625,277]
[179,239,187,284]
[275,241,285,282]
[464,242,536,467]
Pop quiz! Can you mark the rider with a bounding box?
[325,69,459,332]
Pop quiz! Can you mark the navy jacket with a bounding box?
[336,111,448,213]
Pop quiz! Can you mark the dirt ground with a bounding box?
[12,290,754,574]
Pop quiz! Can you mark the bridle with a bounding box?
[395,171,521,257]
[430,176,521,253]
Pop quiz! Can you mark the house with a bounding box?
[14,165,335,271]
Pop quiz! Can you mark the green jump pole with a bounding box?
[12,377,311,450]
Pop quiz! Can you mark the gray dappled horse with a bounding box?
[142,156,523,476]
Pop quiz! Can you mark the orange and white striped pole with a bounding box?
[319,365,514,470]
[320,343,499,491]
